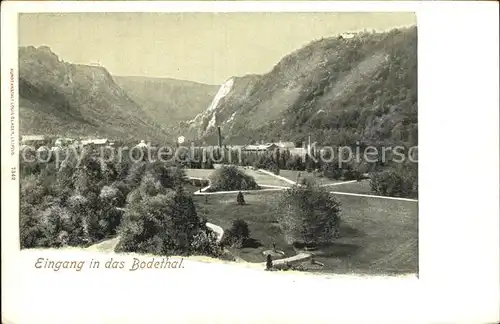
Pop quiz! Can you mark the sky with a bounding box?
[19,12,416,85]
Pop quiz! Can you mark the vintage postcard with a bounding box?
[2,1,499,324]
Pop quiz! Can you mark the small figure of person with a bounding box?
[266,254,273,270]
[272,241,276,252]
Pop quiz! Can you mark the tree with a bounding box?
[276,180,341,247]
[117,185,206,256]
[209,165,259,192]
[369,164,417,198]
[19,201,47,248]
[223,219,250,248]
[191,228,222,258]
[241,179,248,190]
[236,191,245,205]
[139,172,167,197]
[67,194,101,243]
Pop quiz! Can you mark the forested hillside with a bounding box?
[19,46,218,142]
[192,27,417,148]
[114,76,219,133]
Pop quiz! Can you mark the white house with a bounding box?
[339,32,357,39]
[55,137,75,147]
[135,140,149,149]
[275,141,296,149]
[36,146,50,153]
[21,135,46,145]
[242,143,279,152]
[81,138,109,146]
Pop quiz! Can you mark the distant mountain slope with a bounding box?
[19,46,170,141]
[183,74,261,142]
[113,76,219,134]
[188,26,417,147]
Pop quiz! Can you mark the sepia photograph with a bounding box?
[2,2,499,324]
[17,11,418,275]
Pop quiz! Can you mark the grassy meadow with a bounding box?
[192,186,418,275]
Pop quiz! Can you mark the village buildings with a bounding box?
[20,135,47,147]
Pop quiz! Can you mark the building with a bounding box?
[289,147,308,156]
[36,146,50,153]
[21,135,47,145]
[227,145,245,151]
[135,140,149,149]
[339,32,357,39]
[81,138,109,146]
[242,143,279,152]
[55,137,75,147]
[275,141,296,149]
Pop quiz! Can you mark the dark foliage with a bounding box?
[276,180,341,246]
[236,191,245,205]
[208,165,260,192]
[223,219,251,248]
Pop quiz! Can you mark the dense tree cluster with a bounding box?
[175,144,417,197]
[116,185,220,257]
[218,27,417,149]
[222,219,251,248]
[369,162,418,198]
[19,146,221,257]
[207,165,260,192]
[275,180,341,247]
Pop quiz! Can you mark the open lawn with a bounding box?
[278,169,344,186]
[184,167,292,188]
[192,189,418,275]
[184,168,214,179]
[328,179,374,195]
[193,191,296,262]
[314,194,418,274]
[239,168,293,187]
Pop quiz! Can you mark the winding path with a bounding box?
[263,252,312,267]
[205,222,224,243]
[189,169,418,203]
[187,168,418,266]
[96,170,416,267]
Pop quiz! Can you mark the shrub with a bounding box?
[126,188,142,205]
[146,162,186,189]
[99,185,125,207]
[191,228,222,258]
[20,175,48,205]
[125,161,147,189]
[111,180,132,199]
[35,204,89,247]
[208,165,260,192]
[139,172,167,197]
[236,191,245,205]
[341,169,362,181]
[223,219,250,248]
[117,186,207,256]
[98,205,124,236]
[276,180,341,246]
[72,168,100,197]
[369,164,417,198]
[20,201,47,248]
[266,254,273,270]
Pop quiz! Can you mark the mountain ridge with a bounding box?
[185,26,418,147]
[18,46,217,142]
